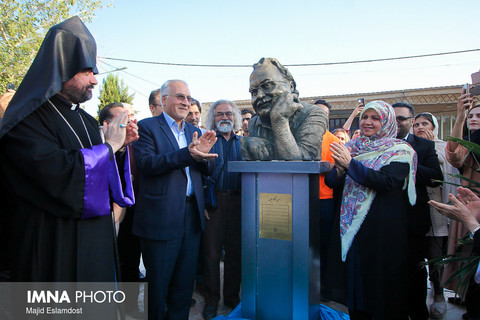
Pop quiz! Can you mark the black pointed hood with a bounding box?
[0,16,97,138]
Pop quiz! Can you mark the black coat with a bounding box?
[325,160,411,319]
[0,95,117,281]
[405,134,443,236]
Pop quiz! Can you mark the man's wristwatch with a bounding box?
[469,226,480,240]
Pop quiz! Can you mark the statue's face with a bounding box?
[249,62,291,119]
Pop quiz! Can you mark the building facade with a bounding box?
[202,84,463,140]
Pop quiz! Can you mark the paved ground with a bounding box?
[187,261,467,320]
[187,286,466,320]
[127,261,467,320]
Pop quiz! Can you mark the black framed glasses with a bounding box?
[396,116,413,122]
[166,93,193,104]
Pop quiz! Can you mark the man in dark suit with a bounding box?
[393,102,443,320]
[133,80,218,320]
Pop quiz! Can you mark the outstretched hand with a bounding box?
[196,130,217,153]
[456,187,480,219]
[189,131,218,162]
[428,187,480,232]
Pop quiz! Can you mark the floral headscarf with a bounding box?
[340,101,417,261]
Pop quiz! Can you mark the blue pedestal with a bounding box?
[229,161,331,320]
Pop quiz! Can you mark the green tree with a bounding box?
[97,73,135,118]
[0,0,110,90]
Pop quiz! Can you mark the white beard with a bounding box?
[217,120,233,133]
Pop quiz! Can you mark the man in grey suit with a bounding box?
[133,80,217,320]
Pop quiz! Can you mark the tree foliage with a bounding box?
[97,73,135,118]
[0,0,110,91]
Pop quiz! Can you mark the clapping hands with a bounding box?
[330,142,352,173]
[188,130,218,162]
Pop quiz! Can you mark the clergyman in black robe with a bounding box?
[0,16,135,283]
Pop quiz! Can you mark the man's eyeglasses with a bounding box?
[166,93,193,104]
[249,80,288,96]
[396,116,413,122]
[215,111,233,118]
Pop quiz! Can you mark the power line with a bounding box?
[98,48,480,68]
[96,67,127,75]
[98,59,163,87]
[96,60,150,98]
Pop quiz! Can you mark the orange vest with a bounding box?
[319,131,340,199]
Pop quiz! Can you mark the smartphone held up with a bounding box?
[468,70,480,97]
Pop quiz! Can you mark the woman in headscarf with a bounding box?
[444,91,480,320]
[413,112,459,318]
[446,95,480,188]
[325,100,417,320]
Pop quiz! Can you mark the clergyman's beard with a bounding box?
[62,85,94,104]
[217,120,233,133]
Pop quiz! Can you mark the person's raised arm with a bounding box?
[449,89,472,149]
[342,102,364,132]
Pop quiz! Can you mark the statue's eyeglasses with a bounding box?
[249,80,288,96]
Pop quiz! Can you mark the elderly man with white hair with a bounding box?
[201,99,243,320]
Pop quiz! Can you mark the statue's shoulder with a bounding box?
[250,114,261,125]
[249,114,266,130]
[298,102,327,118]
[293,102,328,130]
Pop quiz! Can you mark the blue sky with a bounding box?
[83,0,480,120]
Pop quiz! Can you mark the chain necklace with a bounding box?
[47,99,93,148]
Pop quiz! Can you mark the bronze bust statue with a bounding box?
[241,57,328,160]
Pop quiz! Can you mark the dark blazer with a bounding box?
[132,113,207,241]
[406,134,443,236]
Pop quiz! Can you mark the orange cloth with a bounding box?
[319,131,340,199]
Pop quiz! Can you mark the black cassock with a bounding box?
[1,94,132,282]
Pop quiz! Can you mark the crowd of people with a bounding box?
[0,16,480,320]
[318,97,480,320]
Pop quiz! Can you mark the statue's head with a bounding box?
[249,58,299,121]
